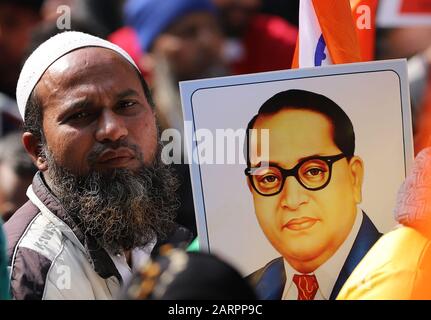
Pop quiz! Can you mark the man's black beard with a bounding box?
[42,144,180,254]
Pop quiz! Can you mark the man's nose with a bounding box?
[280,176,309,210]
[95,110,128,143]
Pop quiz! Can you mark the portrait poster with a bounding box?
[179,60,413,290]
[377,0,431,27]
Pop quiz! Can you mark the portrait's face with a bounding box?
[34,47,158,176]
[248,109,363,273]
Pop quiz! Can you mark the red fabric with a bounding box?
[108,26,154,81]
[400,0,431,14]
[107,27,149,75]
[293,274,319,300]
[231,14,298,75]
[108,27,142,66]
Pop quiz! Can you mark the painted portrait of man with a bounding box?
[179,60,412,302]
[244,89,382,300]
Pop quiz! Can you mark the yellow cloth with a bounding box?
[337,227,431,300]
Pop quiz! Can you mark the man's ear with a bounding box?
[348,156,364,204]
[22,132,48,171]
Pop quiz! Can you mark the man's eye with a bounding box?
[119,101,137,109]
[69,112,90,121]
[305,168,325,176]
[260,175,279,184]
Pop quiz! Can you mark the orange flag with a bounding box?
[292,0,374,68]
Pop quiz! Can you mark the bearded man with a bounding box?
[4,32,190,300]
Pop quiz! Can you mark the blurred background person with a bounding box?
[0,0,43,99]
[213,0,298,75]
[0,132,37,221]
[0,0,44,135]
[0,93,21,136]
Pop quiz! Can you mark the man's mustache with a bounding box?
[86,140,144,167]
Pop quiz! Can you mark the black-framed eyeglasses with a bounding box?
[245,153,346,196]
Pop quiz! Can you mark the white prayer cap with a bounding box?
[16,31,140,121]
